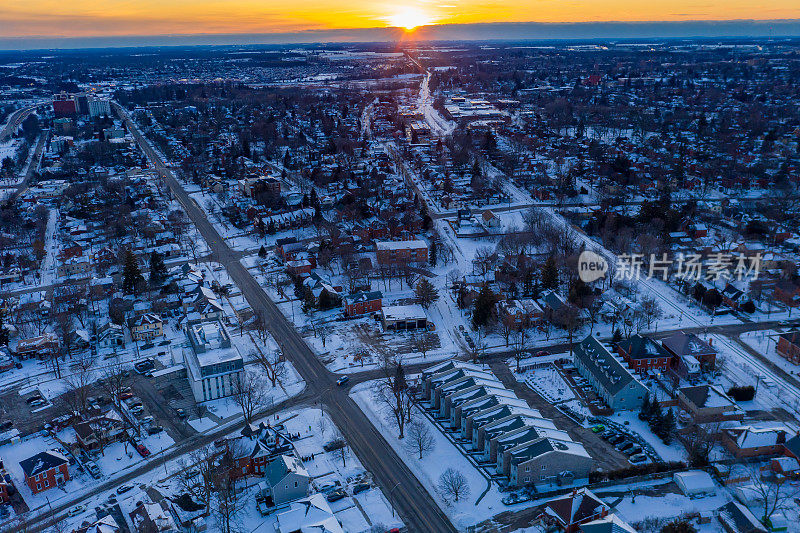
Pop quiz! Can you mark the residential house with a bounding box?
[343,290,382,317]
[662,331,717,372]
[615,334,672,374]
[375,240,428,267]
[573,336,648,411]
[579,514,638,533]
[19,451,69,494]
[722,426,788,458]
[128,313,163,341]
[256,455,309,508]
[773,281,800,309]
[0,459,14,503]
[73,410,128,451]
[507,438,593,488]
[677,385,745,424]
[541,488,610,533]
[275,493,344,533]
[776,332,800,364]
[129,501,178,533]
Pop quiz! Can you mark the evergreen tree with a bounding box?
[429,240,438,267]
[122,250,144,295]
[0,310,8,346]
[612,328,623,343]
[415,279,440,308]
[392,362,407,393]
[541,257,559,290]
[660,408,677,444]
[640,393,652,420]
[148,251,167,287]
[472,284,497,329]
[258,245,267,259]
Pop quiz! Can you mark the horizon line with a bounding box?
[3,19,800,52]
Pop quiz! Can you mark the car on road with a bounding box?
[68,505,86,517]
[590,424,605,433]
[629,453,648,464]
[175,408,187,419]
[325,489,347,502]
[116,484,134,494]
[534,350,551,357]
[135,444,151,457]
[336,376,349,386]
[352,483,370,495]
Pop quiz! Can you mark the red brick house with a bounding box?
[773,281,800,309]
[776,332,800,364]
[615,334,672,374]
[0,459,14,503]
[20,451,69,494]
[722,426,788,458]
[343,291,383,317]
[375,240,428,267]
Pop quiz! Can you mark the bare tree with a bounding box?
[404,420,435,459]
[512,329,527,372]
[63,351,97,414]
[178,445,221,515]
[437,468,470,503]
[372,361,414,438]
[640,296,663,330]
[251,349,287,388]
[498,314,515,346]
[412,332,437,359]
[744,462,800,526]
[230,370,270,424]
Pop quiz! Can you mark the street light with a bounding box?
[389,482,401,517]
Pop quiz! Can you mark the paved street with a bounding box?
[113,102,457,533]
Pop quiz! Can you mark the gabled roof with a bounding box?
[579,513,637,533]
[574,336,643,397]
[616,334,671,361]
[662,331,716,358]
[545,488,608,526]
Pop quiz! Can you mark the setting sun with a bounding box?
[388,8,432,30]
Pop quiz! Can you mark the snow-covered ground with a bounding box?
[350,380,509,530]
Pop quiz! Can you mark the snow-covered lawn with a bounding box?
[350,381,511,531]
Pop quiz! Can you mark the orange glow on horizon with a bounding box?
[1,0,800,38]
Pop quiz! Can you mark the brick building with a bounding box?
[20,451,70,494]
[375,240,428,267]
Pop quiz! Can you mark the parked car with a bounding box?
[135,444,150,457]
[26,395,44,404]
[625,446,643,456]
[147,425,164,435]
[590,424,605,433]
[116,484,134,494]
[601,429,616,439]
[608,434,626,445]
[141,416,155,425]
[130,405,145,415]
[325,489,347,502]
[629,453,648,464]
[534,350,551,357]
[118,391,134,400]
[502,492,531,505]
[175,408,187,419]
[86,462,101,479]
[0,421,13,431]
[29,398,46,407]
[352,483,370,495]
[615,440,635,452]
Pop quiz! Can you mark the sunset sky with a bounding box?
[3,0,800,39]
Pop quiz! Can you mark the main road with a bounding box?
[113,102,457,533]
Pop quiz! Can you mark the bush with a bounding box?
[727,385,755,401]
